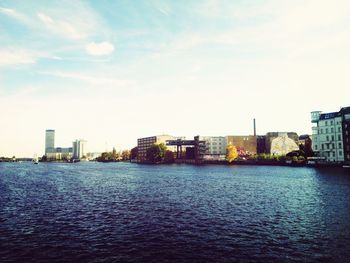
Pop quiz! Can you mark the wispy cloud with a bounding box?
[39,71,132,87]
[85,41,115,56]
[0,6,34,26]
[0,49,45,66]
[36,12,90,40]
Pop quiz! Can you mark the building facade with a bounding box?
[45,129,55,154]
[199,136,227,160]
[73,139,87,159]
[341,107,350,163]
[227,135,257,156]
[311,110,344,162]
[265,132,299,155]
[47,147,73,161]
[137,135,179,162]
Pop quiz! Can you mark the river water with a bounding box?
[0,162,349,262]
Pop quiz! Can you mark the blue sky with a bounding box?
[1,0,350,157]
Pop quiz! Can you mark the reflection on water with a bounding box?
[1,163,350,262]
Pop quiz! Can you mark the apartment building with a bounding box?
[311,110,344,162]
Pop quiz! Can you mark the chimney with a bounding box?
[253,118,256,136]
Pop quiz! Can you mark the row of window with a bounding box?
[137,137,156,143]
[323,151,343,157]
[319,127,342,134]
[323,120,341,126]
[316,142,342,150]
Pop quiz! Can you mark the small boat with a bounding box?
[343,165,350,169]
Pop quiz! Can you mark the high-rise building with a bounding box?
[73,139,87,159]
[45,129,55,155]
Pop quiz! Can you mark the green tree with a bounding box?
[146,145,161,163]
[159,143,167,158]
[121,150,131,161]
[164,150,175,163]
[146,143,167,163]
[226,143,238,163]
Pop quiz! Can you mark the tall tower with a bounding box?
[45,129,55,155]
[73,139,87,159]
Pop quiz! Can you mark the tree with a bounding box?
[121,150,130,161]
[130,147,138,160]
[226,143,238,163]
[146,144,161,163]
[158,143,167,158]
[164,150,175,163]
[146,143,167,163]
[112,147,117,159]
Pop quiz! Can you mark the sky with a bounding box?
[1,0,350,157]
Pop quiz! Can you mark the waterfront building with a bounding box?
[73,139,87,159]
[341,107,350,163]
[45,129,55,155]
[265,132,299,155]
[311,109,344,162]
[199,136,227,160]
[47,147,73,161]
[166,136,207,163]
[257,136,267,154]
[227,136,257,156]
[137,135,181,162]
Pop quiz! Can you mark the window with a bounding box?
[339,143,342,148]
[331,128,334,133]
[333,152,335,157]
[338,135,341,140]
[322,144,324,150]
[331,121,333,125]
[338,127,341,132]
[332,143,335,149]
[339,151,343,156]
[326,135,329,141]
[327,144,330,149]
[331,135,334,141]
[315,145,318,150]
[325,121,328,126]
[326,128,328,133]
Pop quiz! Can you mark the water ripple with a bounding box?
[1,162,350,262]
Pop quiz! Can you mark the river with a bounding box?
[1,162,349,262]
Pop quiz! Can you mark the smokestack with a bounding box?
[253,118,256,136]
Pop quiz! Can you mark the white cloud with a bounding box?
[0,49,44,65]
[0,6,34,26]
[85,41,115,56]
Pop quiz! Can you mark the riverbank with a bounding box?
[137,159,347,168]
